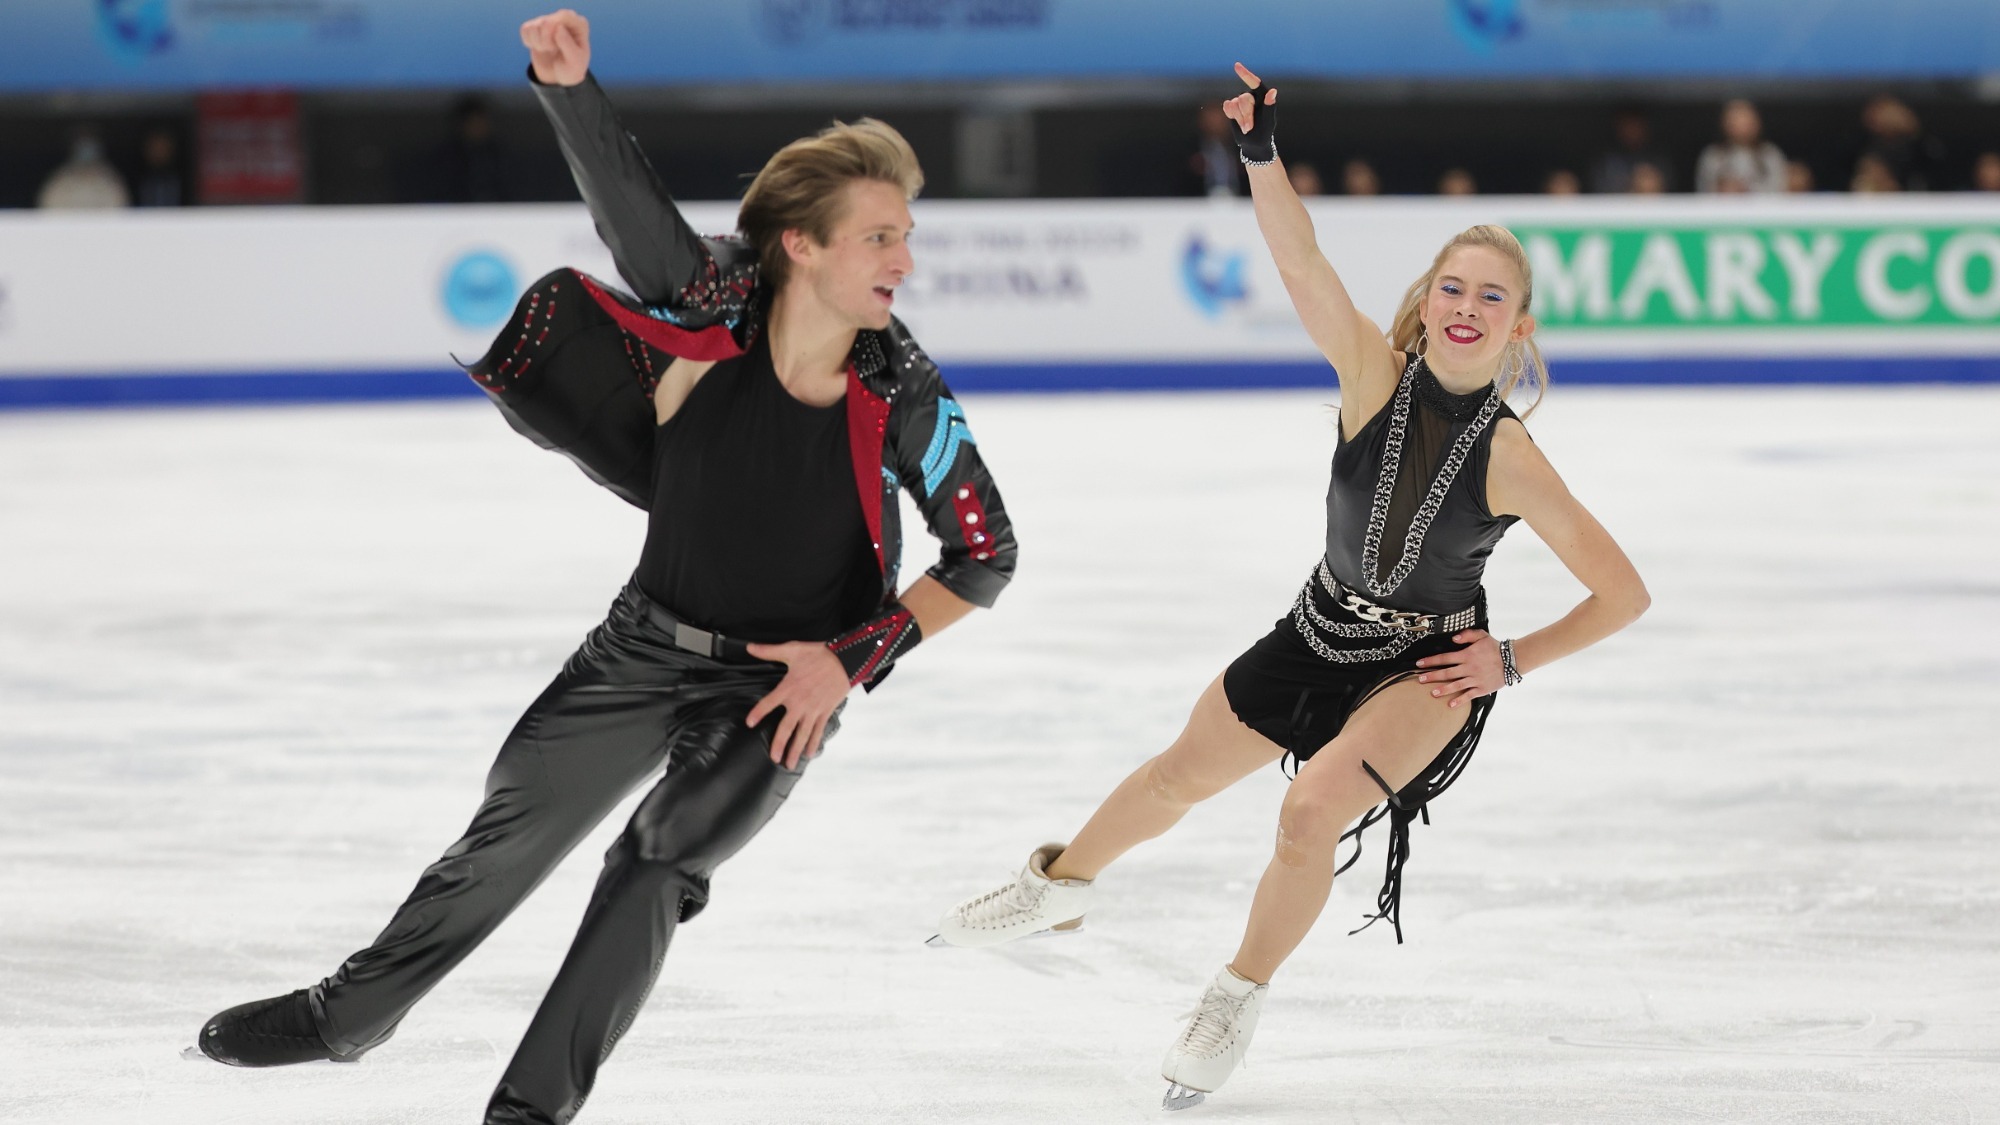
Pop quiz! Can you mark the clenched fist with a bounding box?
[521,9,590,87]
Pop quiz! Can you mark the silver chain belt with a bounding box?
[1289,560,1480,664]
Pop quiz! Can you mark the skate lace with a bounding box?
[1174,987,1249,1061]
[957,877,1046,927]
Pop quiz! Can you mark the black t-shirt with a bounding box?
[635,335,879,642]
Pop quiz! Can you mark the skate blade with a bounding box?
[924,919,1085,949]
[180,1044,205,1062]
[1162,1082,1207,1111]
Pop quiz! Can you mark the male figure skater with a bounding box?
[192,11,1016,1124]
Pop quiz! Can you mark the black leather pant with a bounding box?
[306,583,819,1124]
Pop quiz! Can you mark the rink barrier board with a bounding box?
[4,200,1995,400]
[3,355,1997,410]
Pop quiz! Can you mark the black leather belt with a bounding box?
[639,600,759,662]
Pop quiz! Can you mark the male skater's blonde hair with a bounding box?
[739,118,924,293]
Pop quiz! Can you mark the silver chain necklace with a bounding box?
[1358,354,1504,599]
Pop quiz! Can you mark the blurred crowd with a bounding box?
[23,91,2000,210]
[29,95,511,210]
[1189,94,1999,201]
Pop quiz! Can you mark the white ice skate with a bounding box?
[1160,966,1267,1110]
[927,843,1092,948]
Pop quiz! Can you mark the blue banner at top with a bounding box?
[8,0,1997,91]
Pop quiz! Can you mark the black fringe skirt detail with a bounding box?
[1222,570,1497,943]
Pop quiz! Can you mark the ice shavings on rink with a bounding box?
[1,386,1996,1124]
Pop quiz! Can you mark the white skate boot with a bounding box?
[928,843,1092,948]
[1160,966,1268,1110]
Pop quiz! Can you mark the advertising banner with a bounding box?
[1521,225,2000,329]
[0,196,1994,407]
[196,91,305,205]
[5,1,1998,92]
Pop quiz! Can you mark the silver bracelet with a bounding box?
[1499,639,1523,688]
[1239,140,1278,168]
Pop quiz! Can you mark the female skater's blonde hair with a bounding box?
[1387,225,1550,416]
[739,118,924,293]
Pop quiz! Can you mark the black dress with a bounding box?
[1223,352,1520,942]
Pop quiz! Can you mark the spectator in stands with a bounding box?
[1972,152,2000,193]
[134,126,186,208]
[1695,100,1786,194]
[38,127,130,210]
[1857,95,1947,191]
[1185,102,1242,198]
[1784,160,1815,193]
[1287,160,1325,197]
[1628,161,1667,195]
[1590,107,1672,194]
[1437,167,1477,196]
[1543,169,1580,195]
[445,94,510,203]
[1851,153,1902,193]
[1342,157,1381,197]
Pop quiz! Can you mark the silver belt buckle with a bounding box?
[673,622,715,656]
[1338,580,1435,635]
[1393,610,1435,634]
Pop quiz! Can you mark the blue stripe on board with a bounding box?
[2,355,1997,409]
[0,369,484,409]
[941,355,2000,392]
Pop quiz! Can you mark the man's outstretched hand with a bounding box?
[521,9,590,87]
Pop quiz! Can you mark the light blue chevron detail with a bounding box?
[882,466,899,491]
[919,398,975,497]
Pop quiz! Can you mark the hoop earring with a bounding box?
[1502,341,1524,383]
[1414,330,1429,360]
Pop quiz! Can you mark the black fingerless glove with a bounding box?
[827,603,922,688]
[1234,82,1278,166]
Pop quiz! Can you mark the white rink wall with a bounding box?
[1,195,1996,405]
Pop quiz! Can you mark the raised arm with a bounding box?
[1226,63,1401,408]
[521,10,710,305]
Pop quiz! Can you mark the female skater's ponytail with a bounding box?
[1388,225,1550,417]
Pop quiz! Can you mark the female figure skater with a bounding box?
[934,64,1649,1109]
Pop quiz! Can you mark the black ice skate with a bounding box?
[191,989,355,1067]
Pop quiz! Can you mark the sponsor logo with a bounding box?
[440,250,519,330]
[759,0,1049,45]
[759,0,825,45]
[905,264,1085,302]
[1180,234,1248,318]
[97,0,175,58]
[1446,0,1526,49]
[1520,225,2000,327]
[899,222,1121,303]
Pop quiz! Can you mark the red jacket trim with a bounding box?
[575,273,746,362]
[845,364,891,581]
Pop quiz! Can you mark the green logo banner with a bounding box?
[1515,225,2000,328]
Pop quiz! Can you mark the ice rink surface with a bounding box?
[2,385,1996,1124]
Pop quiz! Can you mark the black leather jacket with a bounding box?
[465,73,1016,684]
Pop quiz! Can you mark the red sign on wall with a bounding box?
[197,91,304,205]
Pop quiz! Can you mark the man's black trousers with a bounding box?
[305,582,819,1125]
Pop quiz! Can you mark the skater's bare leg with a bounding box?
[1046,676,1284,883]
[1228,678,1471,983]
